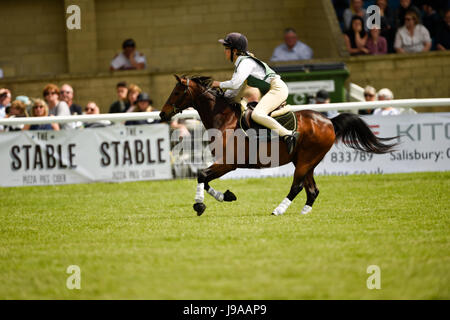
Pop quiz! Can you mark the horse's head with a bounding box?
[159,75,197,122]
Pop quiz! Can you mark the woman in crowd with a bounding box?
[344,16,369,55]
[365,25,388,55]
[394,9,431,53]
[125,93,158,125]
[125,84,142,112]
[3,100,29,131]
[24,98,59,131]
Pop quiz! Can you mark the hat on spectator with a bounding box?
[315,89,330,103]
[137,92,152,103]
[15,95,31,106]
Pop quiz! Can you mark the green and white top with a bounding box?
[219,55,279,98]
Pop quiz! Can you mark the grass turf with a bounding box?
[0,171,449,299]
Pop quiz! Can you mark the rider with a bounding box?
[212,32,299,155]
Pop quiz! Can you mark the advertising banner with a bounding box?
[0,124,172,187]
[222,113,450,179]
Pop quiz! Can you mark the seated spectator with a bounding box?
[60,84,83,115]
[43,84,73,130]
[436,9,450,51]
[343,0,367,31]
[24,99,59,131]
[110,39,147,71]
[344,16,369,55]
[125,84,142,112]
[395,0,421,29]
[365,25,388,55]
[316,89,338,118]
[270,28,313,62]
[109,81,130,113]
[84,101,111,128]
[394,9,432,53]
[359,85,377,115]
[125,93,159,126]
[3,100,28,131]
[373,88,401,115]
[376,0,396,52]
[422,1,441,40]
[0,88,11,119]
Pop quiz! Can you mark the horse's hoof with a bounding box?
[301,205,312,215]
[223,190,237,202]
[193,202,206,216]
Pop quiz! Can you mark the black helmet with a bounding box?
[218,32,248,52]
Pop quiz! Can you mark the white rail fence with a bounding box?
[1,98,449,126]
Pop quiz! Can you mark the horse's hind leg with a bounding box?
[272,165,308,216]
[301,171,319,215]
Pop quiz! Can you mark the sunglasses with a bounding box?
[60,90,72,94]
[86,108,94,112]
[33,105,44,109]
[44,91,58,96]
[364,93,375,97]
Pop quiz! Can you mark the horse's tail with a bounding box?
[330,113,398,154]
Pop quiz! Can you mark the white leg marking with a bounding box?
[195,183,204,203]
[207,187,224,202]
[272,198,292,216]
[301,205,312,215]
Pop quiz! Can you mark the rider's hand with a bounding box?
[212,81,221,88]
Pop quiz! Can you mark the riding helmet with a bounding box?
[218,32,248,52]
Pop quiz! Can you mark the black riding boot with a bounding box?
[283,132,300,155]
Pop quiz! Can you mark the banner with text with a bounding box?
[222,113,450,179]
[0,124,172,187]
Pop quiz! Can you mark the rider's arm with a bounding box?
[219,58,254,91]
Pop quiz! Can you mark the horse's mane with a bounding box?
[183,75,236,106]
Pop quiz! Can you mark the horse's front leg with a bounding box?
[193,163,237,216]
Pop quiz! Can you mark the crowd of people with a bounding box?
[336,0,450,55]
[0,82,159,132]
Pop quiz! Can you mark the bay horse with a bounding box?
[160,75,397,216]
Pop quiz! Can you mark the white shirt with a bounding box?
[270,41,313,62]
[110,51,147,70]
[394,25,431,53]
[373,107,401,116]
[220,56,276,98]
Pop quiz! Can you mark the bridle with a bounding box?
[170,78,215,115]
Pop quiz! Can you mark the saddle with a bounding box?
[238,100,297,137]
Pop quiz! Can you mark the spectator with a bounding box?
[422,1,441,39]
[24,99,59,131]
[110,38,147,71]
[84,101,110,128]
[376,0,396,52]
[125,84,142,112]
[359,85,376,115]
[436,9,450,51]
[60,84,83,115]
[344,16,369,55]
[373,88,401,115]
[395,0,421,29]
[394,9,432,53]
[315,89,338,118]
[109,81,130,113]
[365,25,388,55]
[343,0,367,31]
[3,100,28,131]
[0,88,12,119]
[270,28,313,62]
[43,84,73,130]
[125,93,158,126]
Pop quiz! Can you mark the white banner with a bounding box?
[0,124,172,187]
[222,113,450,179]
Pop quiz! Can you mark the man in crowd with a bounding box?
[60,84,83,115]
[270,28,313,62]
[110,39,147,71]
[109,81,130,113]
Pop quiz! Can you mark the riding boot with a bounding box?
[283,132,300,155]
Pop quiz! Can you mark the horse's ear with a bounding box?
[174,74,181,83]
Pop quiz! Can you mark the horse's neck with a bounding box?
[195,94,238,131]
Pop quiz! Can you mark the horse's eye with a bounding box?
[174,92,179,96]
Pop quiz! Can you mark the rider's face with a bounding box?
[224,47,231,61]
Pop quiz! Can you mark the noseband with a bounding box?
[171,78,195,115]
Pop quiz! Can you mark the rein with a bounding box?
[171,78,215,115]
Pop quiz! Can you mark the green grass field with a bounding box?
[0,172,449,300]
